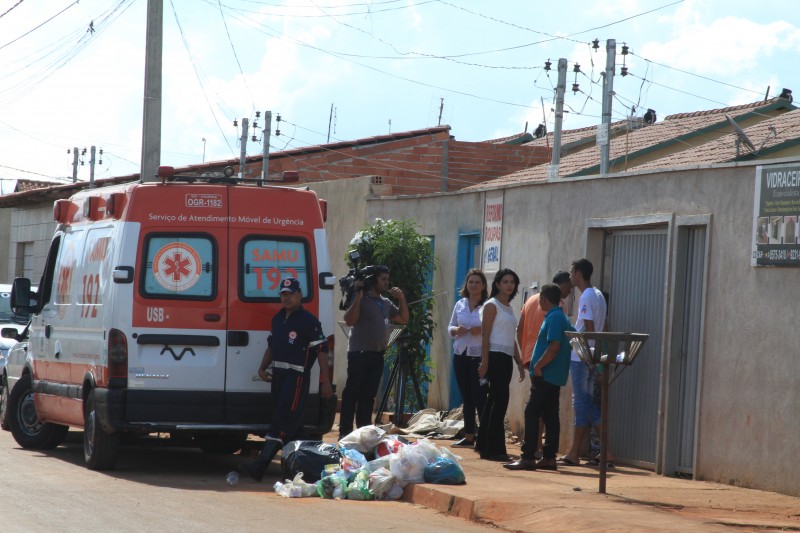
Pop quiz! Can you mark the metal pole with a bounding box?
[89,146,96,189]
[261,111,272,185]
[600,39,616,175]
[549,58,568,178]
[140,0,163,183]
[72,147,79,183]
[239,117,248,180]
[599,366,609,494]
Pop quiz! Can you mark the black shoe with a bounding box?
[535,458,558,471]
[452,438,475,448]
[503,458,536,471]
[238,460,266,482]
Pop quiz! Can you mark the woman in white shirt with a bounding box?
[476,268,525,461]
[448,269,489,448]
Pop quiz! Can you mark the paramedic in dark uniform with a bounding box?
[240,277,333,482]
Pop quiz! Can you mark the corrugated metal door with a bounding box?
[605,229,667,467]
[675,227,705,472]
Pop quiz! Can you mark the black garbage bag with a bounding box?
[281,440,342,483]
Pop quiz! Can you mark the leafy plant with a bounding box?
[346,218,436,411]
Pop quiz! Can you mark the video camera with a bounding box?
[338,250,388,310]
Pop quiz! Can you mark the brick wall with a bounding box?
[243,132,550,195]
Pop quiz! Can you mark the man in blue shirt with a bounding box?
[504,283,575,471]
[240,277,333,482]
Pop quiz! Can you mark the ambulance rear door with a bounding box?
[223,186,323,424]
[127,184,230,424]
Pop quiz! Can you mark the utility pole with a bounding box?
[327,103,334,143]
[72,146,79,183]
[599,39,616,175]
[261,111,272,185]
[140,0,163,183]
[549,58,568,180]
[89,146,96,188]
[239,117,249,180]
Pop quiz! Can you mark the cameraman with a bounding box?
[338,265,408,440]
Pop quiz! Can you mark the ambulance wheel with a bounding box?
[0,372,9,430]
[194,432,248,454]
[8,373,68,449]
[83,389,120,470]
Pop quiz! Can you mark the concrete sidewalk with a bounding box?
[396,438,800,532]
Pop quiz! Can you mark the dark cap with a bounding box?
[279,277,301,293]
[552,271,571,285]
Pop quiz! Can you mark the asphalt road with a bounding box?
[0,429,491,532]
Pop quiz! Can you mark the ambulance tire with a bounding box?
[0,372,9,430]
[83,389,120,470]
[194,432,248,454]
[8,373,69,449]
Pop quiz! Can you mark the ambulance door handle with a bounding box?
[204,314,220,322]
[45,324,52,339]
[228,331,249,347]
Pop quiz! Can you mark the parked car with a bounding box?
[0,284,35,431]
[0,326,29,431]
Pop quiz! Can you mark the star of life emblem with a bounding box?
[152,242,202,292]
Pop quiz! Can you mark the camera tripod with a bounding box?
[374,332,425,427]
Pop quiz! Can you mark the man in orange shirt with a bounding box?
[515,271,573,455]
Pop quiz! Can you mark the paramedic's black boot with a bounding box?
[239,438,281,482]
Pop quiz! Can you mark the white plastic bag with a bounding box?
[338,425,386,453]
[413,438,443,464]
[273,472,318,498]
[389,443,428,485]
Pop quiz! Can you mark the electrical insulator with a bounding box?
[255,111,261,118]
[621,66,628,77]
[592,38,600,50]
[233,119,238,127]
[573,63,581,73]
[81,148,87,155]
[253,121,258,129]
[544,59,552,71]
[572,83,580,94]
[621,43,629,55]
[251,135,258,142]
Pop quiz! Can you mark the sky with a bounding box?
[0,0,799,191]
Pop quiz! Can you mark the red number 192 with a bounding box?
[253,267,299,290]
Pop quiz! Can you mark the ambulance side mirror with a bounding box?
[113,266,134,284]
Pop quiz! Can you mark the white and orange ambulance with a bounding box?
[9,168,337,470]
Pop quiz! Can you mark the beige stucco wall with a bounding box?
[366,160,800,497]
[0,209,10,282]
[7,205,57,283]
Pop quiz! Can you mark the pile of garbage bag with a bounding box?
[274,425,466,499]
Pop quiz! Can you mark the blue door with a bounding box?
[450,232,481,408]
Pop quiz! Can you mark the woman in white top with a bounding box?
[448,269,489,448]
[476,268,524,461]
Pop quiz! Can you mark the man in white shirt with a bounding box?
[559,258,607,466]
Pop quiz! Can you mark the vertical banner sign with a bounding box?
[752,164,800,266]
[482,192,503,273]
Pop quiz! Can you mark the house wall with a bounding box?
[247,136,549,195]
[7,205,55,283]
[0,209,10,282]
[368,160,800,497]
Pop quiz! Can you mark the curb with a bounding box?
[402,483,477,522]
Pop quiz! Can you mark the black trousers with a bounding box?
[453,352,487,435]
[267,367,310,442]
[339,350,385,437]
[476,351,512,458]
[521,376,561,460]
